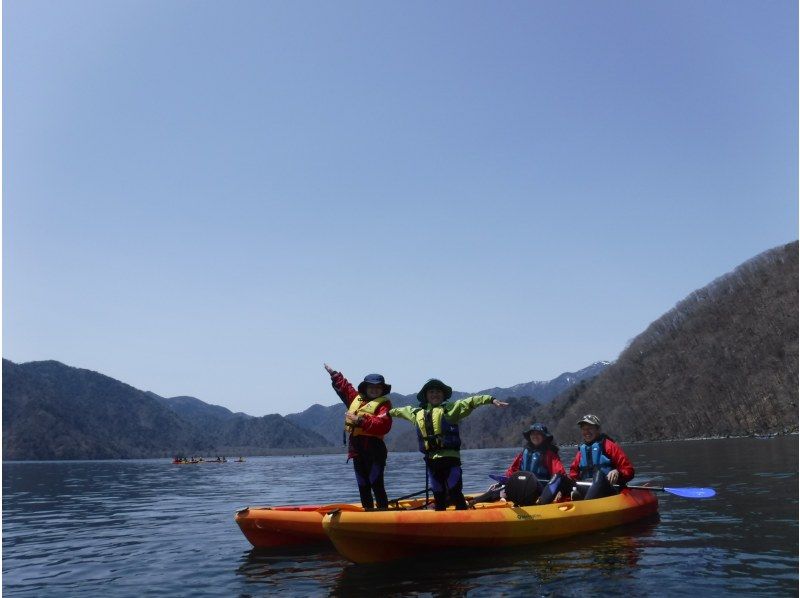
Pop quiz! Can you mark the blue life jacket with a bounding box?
[578,435,613,480]
[415,406,461,454]
[521,447,551,478]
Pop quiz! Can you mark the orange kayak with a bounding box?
[235,497,433,548]
[322,488,658,563]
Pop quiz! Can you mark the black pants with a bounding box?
[427,456,467,511]
[573,470,617,500]
[351,442,388,510]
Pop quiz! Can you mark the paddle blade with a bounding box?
[489,474,509,484]
[664,487,716,498]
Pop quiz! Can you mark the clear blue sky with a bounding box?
[4,1,797,416]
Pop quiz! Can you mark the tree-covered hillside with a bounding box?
[542,241,798,443]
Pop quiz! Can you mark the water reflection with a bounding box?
[325,517,660,597]
[236,547,344,594]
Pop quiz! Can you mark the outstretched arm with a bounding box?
[388,406,418,422]
[444,395,507,422]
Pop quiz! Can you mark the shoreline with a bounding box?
[4,431,796,463]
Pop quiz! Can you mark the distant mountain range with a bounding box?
[3,241,797,459]
[2,360,330,460]
[1,359,606,460]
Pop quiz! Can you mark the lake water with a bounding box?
[3,436,798,596]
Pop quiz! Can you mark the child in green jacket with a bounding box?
[389,379,507,510]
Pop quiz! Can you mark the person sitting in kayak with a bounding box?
[324,363,393,511]
[470,422,566,506]
[568,414,634,500]
[390,379,508,511]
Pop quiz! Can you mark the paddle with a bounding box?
[613,484,715,498]
[317,488,432,513]
[390,489,429,503]
[489,474,716,499]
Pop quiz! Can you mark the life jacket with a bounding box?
[521,446,552,478]
[578,435,613,480]
[414,405,461,454]
[344,395,390,439]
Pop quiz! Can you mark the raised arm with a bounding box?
[323,363,358,406]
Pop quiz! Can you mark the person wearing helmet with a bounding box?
[324,363,393,510]
[389,379,508,511]
[568,414,635,500]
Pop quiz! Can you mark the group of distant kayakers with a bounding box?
[172,456,246,464]
[324,364,634,511]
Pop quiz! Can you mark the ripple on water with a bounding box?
[3,439,798,596]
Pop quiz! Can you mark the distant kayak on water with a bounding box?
[172,456,231,464]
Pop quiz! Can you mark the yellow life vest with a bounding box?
[344,395,390,438]
[414,406,462,453]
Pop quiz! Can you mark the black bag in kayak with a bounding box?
[504,471,541,506]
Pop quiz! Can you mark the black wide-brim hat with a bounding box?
[357,373,391,396]
[523,423,553,442]
[417,379,453,404]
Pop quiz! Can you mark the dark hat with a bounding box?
[357,373,391,396]
[523,423,553,442]
[416,379,452,404]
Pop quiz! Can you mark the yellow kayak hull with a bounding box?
[322,488,658,563]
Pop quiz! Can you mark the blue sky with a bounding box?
[4,1,797,416]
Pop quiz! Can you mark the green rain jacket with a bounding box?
[389,395,495,459]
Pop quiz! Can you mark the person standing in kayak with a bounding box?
[390,379,508,511]
[324,363,393,510]
[568,414,634,500]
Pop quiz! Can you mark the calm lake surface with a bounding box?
[3,436,798,597]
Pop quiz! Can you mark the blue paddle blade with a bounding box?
[489,474,508,484]
[664,487,716,498]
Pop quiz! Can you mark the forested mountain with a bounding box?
[3,360,195,459]
[3,360,331,460]
[540,241,798,443]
